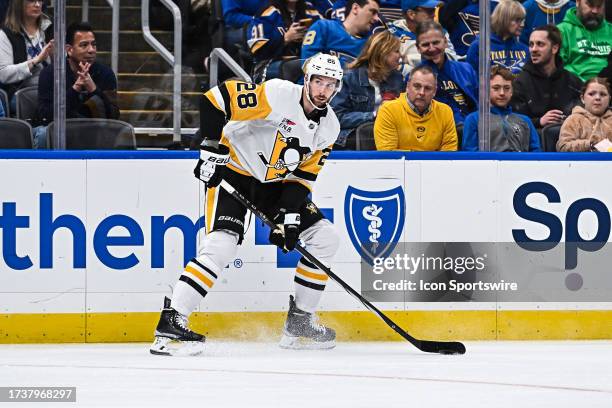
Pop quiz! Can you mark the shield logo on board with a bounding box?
[344,186,406,265]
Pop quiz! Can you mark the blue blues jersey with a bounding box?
[446,0,499,56]
[420,59,478,125]
[222,0,267,28]
[300,18,369,67]
[519,0,575,45]
[329,0,400,22]
[466,33,530,75]
[247,6,321,62]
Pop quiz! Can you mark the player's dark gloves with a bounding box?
[269,209,300,252]
[194,142,230,188]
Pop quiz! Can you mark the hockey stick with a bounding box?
[219,179,466,355]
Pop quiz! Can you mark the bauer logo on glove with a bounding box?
[194,142,230,188]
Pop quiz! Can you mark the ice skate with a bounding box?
[279,295,336,350]
[150,297,205,356]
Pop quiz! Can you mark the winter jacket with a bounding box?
[466,32,529,75]
[374,94,458,151]
[331,64,404,146]
[557,106,612,152]
[420,58,478,126]
[519,0,575,46]
[462,105,542,152]
[511,57,583,129]
[557,7,612,81]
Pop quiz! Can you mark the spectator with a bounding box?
[331,30,404,148]
[416,20,478,139]
[374,65,458,151]
[35,22,119,148]
[0,0,54,109]
[519,0,575,46]
[301,0,380,67]
[512,24,583,130]
[328,0,397,22]
[247,0,321,82]
[599,51,611,84]
[466,0,530,75]
[222,0,267,32]
[557,77,612,151]
[557,0,611,81]
[463,66,541,151]
[438,0,499,57]
[388,0,459,76]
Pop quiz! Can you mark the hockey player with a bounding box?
[150,53,343,356]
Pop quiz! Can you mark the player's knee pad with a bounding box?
[196,229,240,272]
[300,219,339,261]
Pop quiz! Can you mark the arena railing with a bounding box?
[208,47,251,88]
[141,0,182,143]
[81,0,119,75]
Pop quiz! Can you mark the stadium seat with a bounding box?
[279,59,304,83]
[355,122,376,151]
[542,124,562,152]
[0,118,33,148]
[46,118,137,150]
[0,88,9,117]
[14,86,38,123]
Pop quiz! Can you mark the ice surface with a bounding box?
[0,341,611,407]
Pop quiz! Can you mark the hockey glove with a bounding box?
[194,142,230,188]
[269,210,301,252]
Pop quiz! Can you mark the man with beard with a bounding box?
[511,25,583,130]
[557,0,611,81]
[374,64,458,151]
[150,54,344,356]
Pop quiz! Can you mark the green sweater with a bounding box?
[557,7,612,82]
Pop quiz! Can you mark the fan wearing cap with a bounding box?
[150,53,346,355]
[388,0,459,76]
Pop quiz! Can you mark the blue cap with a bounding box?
[401,0,440,12]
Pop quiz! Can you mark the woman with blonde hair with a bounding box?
[331,30,404,149]
[466,0,529,75]
[557,77,612,152]
[0,0,54,110]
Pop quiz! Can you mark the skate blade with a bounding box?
[150,336,205,356]
[279,334,336,350]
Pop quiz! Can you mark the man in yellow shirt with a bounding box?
[374,65,458,151]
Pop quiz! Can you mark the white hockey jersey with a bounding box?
[203,78,340,190]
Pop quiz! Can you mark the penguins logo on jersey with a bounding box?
[258,131,311,181]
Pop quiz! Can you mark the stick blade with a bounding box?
[419,340,466,355]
